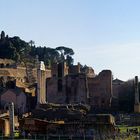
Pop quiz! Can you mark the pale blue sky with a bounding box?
[1,0,140,80]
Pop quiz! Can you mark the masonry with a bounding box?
[0,58,113,111]
[47,62,112,110]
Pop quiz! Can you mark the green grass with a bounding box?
[117,125,140,133]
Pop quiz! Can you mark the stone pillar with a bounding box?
[134,76,140,113]
[4,119,10,137]
[37,61,46,104]
[9,102,15,138]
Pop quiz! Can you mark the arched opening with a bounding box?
[6,64,10,68]
[58,63,63,78]
[6,81,16,89]
[0,64,4,68]
[101,99,105,108]
[0,77,4,92]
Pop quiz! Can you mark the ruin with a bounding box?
[47,61,112,110]
[134,76,140,113]
[37,61,46,104]
[0,58,113,111]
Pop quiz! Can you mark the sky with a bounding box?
[0,0,140,81]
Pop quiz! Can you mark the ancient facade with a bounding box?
[112,79,135,112]
[0,89,27,114]
[0,59,16,68]
[0,58,113,111]
[0,58,51,90]
[112,79,124,111]
[47,62,113,110]
[0,59,51,114]
[88,70,112,110]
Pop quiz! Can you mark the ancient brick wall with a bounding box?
[88,70,112,109]
[47,63,112,110]
[0,59,16,68]
[46,77,66,103]
[68,63,80,74]
[47,73,88,104]
[65,74,87,104]
[0,89,27,114]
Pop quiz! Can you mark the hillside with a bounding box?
[0,31,74,67]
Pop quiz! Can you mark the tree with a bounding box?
[56,46,74,65]
[0,31,75,68]
[66,55,74,66]
[56,46,74,56]
[43,47,59,66]
[29,40,35,47]
[1,31,5,40]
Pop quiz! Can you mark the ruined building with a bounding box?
[0,58,112,111]
[0,58,51,113]
[47,62,112,110]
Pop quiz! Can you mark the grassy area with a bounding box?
[117,125,140,133]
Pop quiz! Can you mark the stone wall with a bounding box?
[65,74,87,104]
[0,89,27,114]
[47,73,88,104]
[0,59,113,111]
[0,67,51,86]
[88,70,112,109]
[68,63,80,74]
[0,59,16,68]
[47,66,112,110]
[47,77,66,103]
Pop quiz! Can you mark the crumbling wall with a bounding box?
[88,70,112,110]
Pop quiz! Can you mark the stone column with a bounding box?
[134,76,140,113]
[9,102,15,138]
[4,119,10,137]
[37,61,46,104]
[135,76,139,104]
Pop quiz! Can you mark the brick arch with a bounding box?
[6,63,10,68]
[0,63,4,68]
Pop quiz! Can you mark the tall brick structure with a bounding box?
[134,76,140,113]
[88,70,112,110]
[47,62,113,110]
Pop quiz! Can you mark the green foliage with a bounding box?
[0,31,75,67]
[1,31,5,40]
[56,46,74,65]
